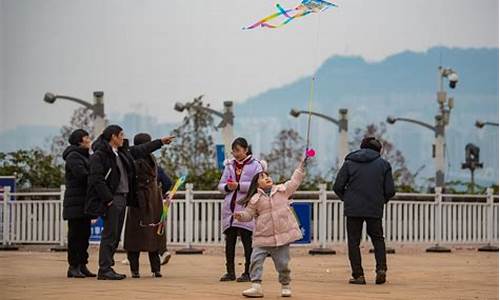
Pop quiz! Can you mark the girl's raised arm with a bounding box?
[284,159,306,197]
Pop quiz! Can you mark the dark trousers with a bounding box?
[346,217,387,278]
[98,194,127,272]
[67,218,91,266]
[127,251,161,273]
[224,227,253,275]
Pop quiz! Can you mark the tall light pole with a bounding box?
[387,66,458,189]
[290,108,348,169]
[43,91,106,138]
[175,100,234,160]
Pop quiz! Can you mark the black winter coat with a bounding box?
[333,149,395,218]
[85,136,164,218]
[62,145,90,220]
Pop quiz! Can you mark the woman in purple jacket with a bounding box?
[218,137,264,282]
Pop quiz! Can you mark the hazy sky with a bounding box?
[0,0,498,131]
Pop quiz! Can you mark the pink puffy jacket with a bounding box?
[238,162,305,247]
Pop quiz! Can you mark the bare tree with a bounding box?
[351,122,419,191]
[50,107,97,161]
[262,129,307,182]
[158,95,221,189]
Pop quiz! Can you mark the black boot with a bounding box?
[219,272,236,281]
[80,265,96,277]
[236,273,251,282]
[131,271,140,278]
[375,271,386,284]
[98,269,126,280]
[349,275,366,285]
[67,265,86,278]
[153,271,162,278]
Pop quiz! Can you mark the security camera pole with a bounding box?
[43,91,106,138]
[289,108,349,169]
[387,66,457,190]
[174,100,234,160]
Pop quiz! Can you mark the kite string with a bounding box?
[306,11,322,151]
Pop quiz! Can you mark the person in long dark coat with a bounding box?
[63,129,95,278]
[86,125,174,280]
[124,133,173,278]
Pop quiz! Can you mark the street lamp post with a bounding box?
[290,108,349,169]
[386,66,458,190]
[43,91,106,138]
[174,100,234,160]
[475,121,499,128]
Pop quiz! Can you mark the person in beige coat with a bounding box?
[234,158,308,298]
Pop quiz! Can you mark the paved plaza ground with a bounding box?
[0,244,498,300]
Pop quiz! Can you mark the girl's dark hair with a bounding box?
[102,125,123,142]
[238,171,268,207]
[231,137,248,150]
[232,137,252,155]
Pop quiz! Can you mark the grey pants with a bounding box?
[250,244,291,285]
[98,194,127,272]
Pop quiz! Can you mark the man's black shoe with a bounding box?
[98,270,126,280]
[67,265,86,278]
[349,276,366,285]
[80,265,96,277]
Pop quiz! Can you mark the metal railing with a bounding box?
[1,185,498,248]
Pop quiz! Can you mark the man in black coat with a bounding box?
[333,137,395,285]
[63,129,96,278]
[86,125,174,280]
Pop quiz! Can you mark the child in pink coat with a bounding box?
[234,158,308,298]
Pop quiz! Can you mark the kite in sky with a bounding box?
[243,0,338,30]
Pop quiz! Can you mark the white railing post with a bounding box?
[426,187,451,252]
[60,185,66,246]
[176,183,203,254]
[51,185,67,251]
[478,188,498,252]
[309,184,335,255]
[2,186,10,246]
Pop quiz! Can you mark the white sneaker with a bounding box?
[121,258,129,265]
[281,285,292,297]
[160,252,172,265]
[242,283,264,298]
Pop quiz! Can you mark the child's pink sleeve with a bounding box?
[239,196,258,222]
[284,161,306,197]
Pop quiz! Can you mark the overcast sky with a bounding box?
[0,0,498,131]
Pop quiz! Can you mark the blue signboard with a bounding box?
[90,217,104,243]
[0,176,16,201]
[291,202,312,244]
[216,144,226,170]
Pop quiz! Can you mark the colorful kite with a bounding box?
[139,175,187,235]
[156,175,187,235]
[243,0,337,30]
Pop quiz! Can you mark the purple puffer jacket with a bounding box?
[218,155,264,233]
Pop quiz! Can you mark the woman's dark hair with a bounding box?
[134,133,152,145]
[102,125,123,142]
[68,129,89,146]
[238,171,269,207]
[360,136,382,153]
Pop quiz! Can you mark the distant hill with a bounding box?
[1,47,498,186]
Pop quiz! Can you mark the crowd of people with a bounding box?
[62,125,395,298]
